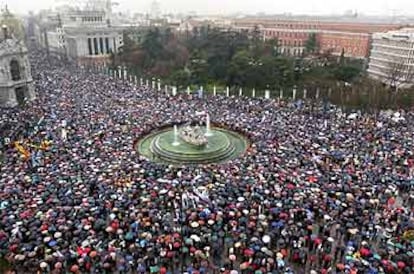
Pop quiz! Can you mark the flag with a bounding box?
[14,142,30,160]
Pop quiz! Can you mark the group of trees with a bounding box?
[112,25,414,109]
[114,26,364,91]
[116,26,294,90]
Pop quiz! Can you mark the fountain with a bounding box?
[205,113,213,137]
[138,114,249,165]
[172,125,180,146]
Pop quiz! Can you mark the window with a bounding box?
[93,38,98,55]
[10,60,21,81]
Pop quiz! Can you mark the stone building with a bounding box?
[230,18,401,58]
[41,3,125,65]
[368,28,414,88]
[0,27,35,107]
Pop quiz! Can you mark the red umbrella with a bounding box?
[397,261,405,269]
[360,247,370,257]
[286,183,295,190]
[244,248,254,256]
[308,176,318,183]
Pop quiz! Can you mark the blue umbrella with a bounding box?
[272,220,285,228]
[139,239,147,247]
[48,240,57,247]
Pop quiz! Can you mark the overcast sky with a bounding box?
[4,0,414,16]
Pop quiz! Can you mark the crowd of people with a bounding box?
[0,51,414,274]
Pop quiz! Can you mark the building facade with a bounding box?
[0,34,35,107]
[230,18,401,58]
[368,28,414,88]
[38,5,125,65]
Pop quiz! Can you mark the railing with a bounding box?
[87,65,324,102]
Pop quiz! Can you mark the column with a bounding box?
[140,78,143,86]
[303,89,307,99]
[134,76,137,85]
[157,79,161,91]
[105,37,109,54]
[280,89,283,99]
[252,88,256,98]
[265,90,270,99]
[97,37,101,55]
[239,88,242,97]
[226,87,230,97]
[292,88,297,100]
[316,88,320,100]
[199,86,203,99]
[165,85,168,95]
[172,87,177,96]
[187,86,191,95]
[112,38,117,54]
[146,79,149,86]
[213,86,217,96]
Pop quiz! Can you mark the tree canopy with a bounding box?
[114,26,363,91]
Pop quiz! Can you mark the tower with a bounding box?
[0,28,36,107]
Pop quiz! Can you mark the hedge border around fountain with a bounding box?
[137,126,249,165]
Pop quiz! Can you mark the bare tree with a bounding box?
[385,60,414,92]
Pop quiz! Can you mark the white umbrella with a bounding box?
[190,234,201,242]
[262,235,271,244]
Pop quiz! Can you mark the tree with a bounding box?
[385,60,414,91]
[333,65,361,83]
[169,69,191,87]
[142,28,163,65]
[228,50,252,87]
[304,33,318,55]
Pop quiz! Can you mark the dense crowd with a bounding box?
[1,52,414,274]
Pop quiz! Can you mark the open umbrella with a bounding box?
[244,248,254,256]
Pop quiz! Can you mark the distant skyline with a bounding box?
[4,0,414,16]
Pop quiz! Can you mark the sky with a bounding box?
[4,0,414,16]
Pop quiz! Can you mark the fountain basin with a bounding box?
[137,126,249,165]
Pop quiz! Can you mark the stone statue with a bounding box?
[179,124,208,146]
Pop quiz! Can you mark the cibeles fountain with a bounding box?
[137,113,249,165]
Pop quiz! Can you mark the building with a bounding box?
[45,9,124,65]
[368,28,414,88]
[229,18,402,58]
[0,27,35,107]
[36,1,126,65]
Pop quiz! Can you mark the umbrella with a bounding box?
[125,232,134,241]
[190,221,199,228]
[397,261,405,269]
[244,248,254,256]
[240,262,250,270]
[373,254,381,260]
[261,247,273,256]
[190,234,201,242]
[272,220,284,228]
[262,235,271,244]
